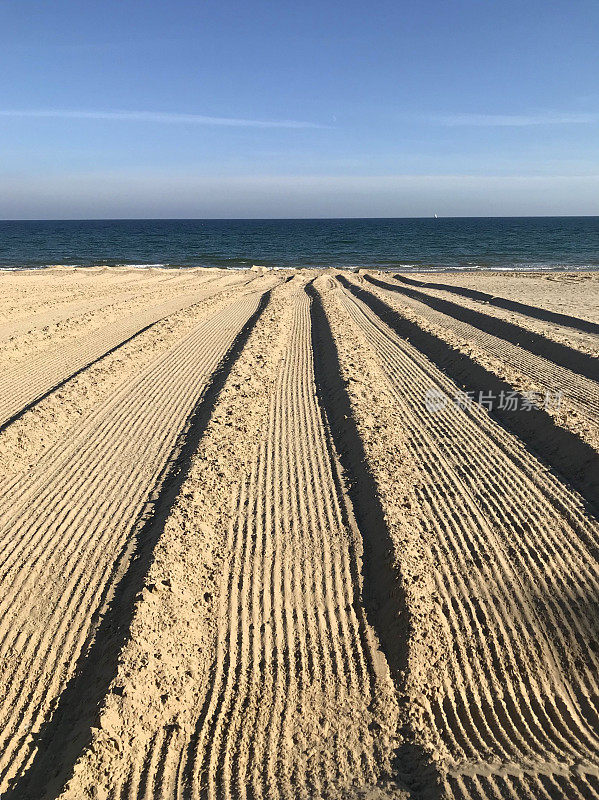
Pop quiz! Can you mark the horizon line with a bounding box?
[1,214,598,222]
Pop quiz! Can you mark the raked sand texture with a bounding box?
[0,267,597,800]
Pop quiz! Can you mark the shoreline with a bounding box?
[2,263,599,273]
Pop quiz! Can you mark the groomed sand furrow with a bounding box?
[0,267,176,324]
[0,303,259,663]
[338,292,599,732]
[0,282,275,793]
[118,286,401,799]
[339,284,599,679]
[0,271,253,429]
[358,275,599,426]
[448,771,599,800]
[392,273,599,344]
[332,282,599,794]
[0,268,220,345]
[366,356,599,756]
[0,297,263,592]
[0,313,253,761]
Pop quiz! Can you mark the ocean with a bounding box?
[0,217,598,272]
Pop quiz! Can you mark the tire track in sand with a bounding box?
[338,276,599,511]
[394,273,599,339]
[331,281,599,799]
[114,284,401,800]
[0,268,214,345]
[0,278,277,795]
[0,271,253,430]
[0,267,169,325]
[361,274,599,426]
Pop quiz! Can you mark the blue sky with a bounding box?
[1,0,598,218]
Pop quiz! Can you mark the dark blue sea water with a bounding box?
[1,217,598,271]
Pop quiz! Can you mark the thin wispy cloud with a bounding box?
[432,112,599,127]
[0,109,326,129]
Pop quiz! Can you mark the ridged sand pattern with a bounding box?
[0,267,220,343]
[334,282,599,798]
[0,267,597,800]
[359,274,599,427]
[0,270,253,428]
[0,279,274,792]
[111,287,399,799]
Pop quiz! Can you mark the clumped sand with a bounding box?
[0,266,597,800]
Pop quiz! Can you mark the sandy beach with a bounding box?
[0,266,598,799]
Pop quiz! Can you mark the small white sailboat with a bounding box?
[434,213,438,219]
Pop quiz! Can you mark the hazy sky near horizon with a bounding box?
[1,0,598,218]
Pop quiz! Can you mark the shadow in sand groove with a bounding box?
[368,274,599,382]
[308,282,442,800]
[4,291,272,800]
[394,273,599,338]
[337,275,599,519]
